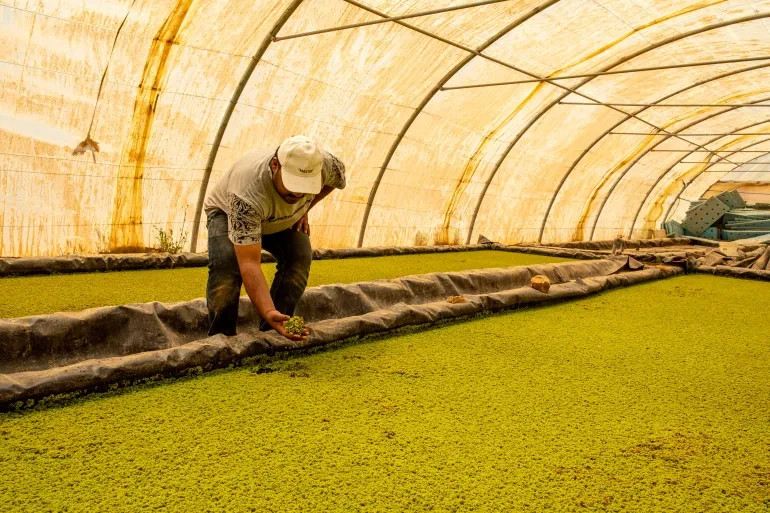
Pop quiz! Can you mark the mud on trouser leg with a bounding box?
[206,210,243,336]
[259,229,312,331]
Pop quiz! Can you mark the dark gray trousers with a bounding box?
[206,210,311,336]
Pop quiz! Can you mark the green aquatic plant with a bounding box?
[285,316,305,336]
[1,275,769,512]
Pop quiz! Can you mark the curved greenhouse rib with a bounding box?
[589,96,770,240]
[189,0,306,252]
[466,12,770,245]
[642,129,770,234]
[629,130,770,238]
[537,61,770,243]
[659,140,770,226]
[356,0,560,247]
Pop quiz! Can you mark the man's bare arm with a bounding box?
[233,243,307,341]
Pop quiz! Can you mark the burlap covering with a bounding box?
[0,252,209,276]
[0,245,492,277]
[694,245,769,273]
[0,257,666,407]
[519,237,693,251]
[2,240,695,277]
[696,265,770,281]
[493,245,603,260]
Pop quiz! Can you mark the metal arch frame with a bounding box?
[638,127,770,234]
[612,132,770,136]
[465,12,770,245]
[189,0,305,252]
[660,139,770,224]
[355,0,560,247]
[537,61,770,244]
[658,139,770,225]
[355,2,770,246]
[560,102,770,107]
[630,133,770,237]
[589,95,770,241]
[440,55,770,90]
[272,0,511,42]
[342,0,739,168]
[189,5,770,250]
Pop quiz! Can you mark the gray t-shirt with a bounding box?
[203,148,346,245]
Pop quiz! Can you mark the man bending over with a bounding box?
[203,135,346,340]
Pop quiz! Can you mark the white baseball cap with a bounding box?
[276,135,323,194]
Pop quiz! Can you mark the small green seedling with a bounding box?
[285,316,305,336]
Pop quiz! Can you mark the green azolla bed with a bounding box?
[0,251,568,318]
[2,275,769,512]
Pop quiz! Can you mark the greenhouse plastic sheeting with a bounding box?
[523,237,694,251]
[5,1,770,257]
[0,257,668,406]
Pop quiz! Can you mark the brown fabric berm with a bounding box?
[696,265,770,281]
[0,257,663,407]
[0,245,493,277]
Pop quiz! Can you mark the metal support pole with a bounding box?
[475,15,770,244]
[440,55,770,90]
[633,136,770,236]
[611,132,770,136]
[561,102,770,108]
[189,0,306,252]
[342,0,747,167]
[352,0,559,247]
[537,62,770,243]
[659,132,770,225]
[273,0,511,42]
[651,149,770,152]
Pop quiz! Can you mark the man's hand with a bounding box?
[292,214,310,235]
[264,309,309,341]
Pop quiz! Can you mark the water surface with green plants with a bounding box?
[2,275,768,512]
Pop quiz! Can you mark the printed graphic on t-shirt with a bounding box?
[228,193,262,244]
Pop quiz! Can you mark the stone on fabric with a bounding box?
[530,275,551,293]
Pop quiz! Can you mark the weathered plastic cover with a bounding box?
[5,1,770,257]
[0,257,672,406]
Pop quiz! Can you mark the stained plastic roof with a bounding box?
[4,0,770,256]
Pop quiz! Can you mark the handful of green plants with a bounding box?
[285,316,305,336]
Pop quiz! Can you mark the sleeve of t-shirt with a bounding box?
[226,192,264,245]
[323,152,347,190]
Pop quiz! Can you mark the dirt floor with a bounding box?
[2,274,768,512]
[0,251,570,318]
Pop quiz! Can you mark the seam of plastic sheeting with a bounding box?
[109,0,199,253]
[538,61,770,243]
[631,139,770,237]
[466,12,770,245]
[189,0,306,253]
[660,136,770,225]
[599,96,770,240]
[356,0,561,248]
